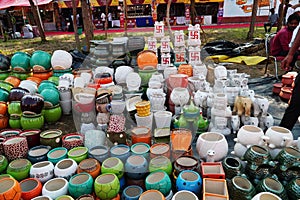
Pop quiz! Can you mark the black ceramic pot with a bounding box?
[21,94,44,114]
[0,54,10,71]
[8,87,30,102]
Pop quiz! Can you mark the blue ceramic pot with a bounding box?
[176,170,202,195]
[110,144,131,163]
[47,147,68,164]
[27,145,51,164]
[145,171,172,196]
[40,88,60,106]
[125,155,148,180]
[122,185,143,200]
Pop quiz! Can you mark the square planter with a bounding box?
[201,162,225,179]
[203,193,229,200]
[203,178,228,199]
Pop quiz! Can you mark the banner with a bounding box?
[126,0,152,5]
[58,0,118,8]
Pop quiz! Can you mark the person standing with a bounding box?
[264,8,279,33]
[101,12,106,30]
[108,12,112,28]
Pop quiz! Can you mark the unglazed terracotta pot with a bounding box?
[42,178,68,199]
[29,161,55,183]
[3,136,28,161]
[20,178,43,200]
[94,173,120,200]
[0,177,22,200]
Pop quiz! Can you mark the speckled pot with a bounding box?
[3,136,28,161]
[62,133,84,150]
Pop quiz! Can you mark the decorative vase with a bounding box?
[77,158,101,179]
[3,136,28,161]
[27,145,51,164]
[67,146,88,163]
[68,173,94,198]
[149,155,172,176]
[40,129,63,148]
[94,173,120,200]
[101,157,124,179]
[42,178,68,199]
[42,104,62,124]
[29,161,55,183]
[0,177,22,200]
[20,178,43,200]
[125,155,148,180]
[145,171,172,196]
[54,158,78,180]
[7,158,32,181]
[47,147,68,164]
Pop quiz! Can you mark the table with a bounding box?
[111,20,120,28]
[44,22,56,31]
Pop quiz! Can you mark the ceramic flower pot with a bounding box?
[76,194,95,200]
[38,80,57,94]
[3,136,28,161]
[137,50,158,70]
[0,88,9,102]
[21,94,44,114]
[60,100,72,115]
[176,170,202,195]
[11,52,31,72]
[77,158,101,179]
[42,178,68,199]
[145,171,171,196]
[27,76,43,85]
[138,68,158,87]
[0,54,10,71]
[8,87,29,102]
[54,158,78,180]
[178,64,193,77]
[173,156,201,177]
[94,173,120,200]
[134,113,153,131]
[32,70,53,81]
[8,114,21,129]
[0,114,8,129]
[172,190,198,200]
[42,104,62,124]
[286,178,300,200]
[203,178,229,199]
[131,127,152,145]
[122,185,143,200]
[6,158,32,181]
[125,155,148,180]
[221,156,243,179]
[265,126,293,149]
[235,125,265,147]
[139,190,165,200]
[40,129,63,148]
[40,88,60,106]
[68,146,88,163]
[27,145,51,164]
[68,173,94,198]
[110,144,131,164]
[101,157,124,179]
[4,76,21,88]
[251,192,281,200]
[201,162,225,179]
[171,129,193,158]
[131,142,150,159]
[47,147,68,164]
[8,101,21,115]
[0,70,10,81]
[149,143,170,159]
[29,161,55,183]
[256,177,288,200]
[20,129,41,148]
[0,155,8,173]
[0,177,22,200]
[275,146,300,171]
[242,145,274,170]
[51,50,73,70]
[30,51,51,71]
[170,87,190,107]
[227,176,256,200]
[20,178,43,200]
[62,133,84,150]
[10,71,31,81]
[149,156,172,176]
[88,145,109,163]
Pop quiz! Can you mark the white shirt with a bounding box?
[108,13,112,21]
[289,25,299,47]
[101,13,106,21]
[23,24,33,39]
[286,7,295,23]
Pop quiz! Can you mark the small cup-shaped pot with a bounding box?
[122,185,143,200]
[40,129,63,148]
[68,173,94,198]
[110,144,131,163]
[27,145,51,164]
[77,158,101,179]
[0,155,8,173]
[145,171,172,196]
[3,136,28,161]
[30,161,55,183]
[256,177,288,200]
[149,156,172,176]
[242,145,273,170]
[42,178,68,199]
[88,145,109,163]
[47,147,68,164]
[9,114,21,129]
[54,158,78,180]
[20,111,44,130]
[0,177,22,200]
[94,173,120,200]
[222,156,243,179]
[125,155,148,180]
[251,192,281,200]
[101,157,124,179]
[176,170,202,195]
[7,158,32,181]
[68,146,88,164]
[8,87,29,102]
[21,94,44,114]
[275,146,300,171]
[139,190,165,200]
[42,104,62,124]
[20,129,41,148]
[20,178,43,200]
[285,178,300,200]
[172,190,198,200]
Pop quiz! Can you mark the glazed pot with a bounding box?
[29,161,55,183]
[125,155,148,180]
[88,145,110,163]
[10,71,31,81]
[0,70,10,81]
[251,192,281,200]
[53,68,73,77]
[40,88,60,106]
[38,80,57,94]
[30,50,51,71]
[122,185,143,200]
[4,76,21,88]
[0,177,22,200]
[137,50,158,70]
[150,143,171,159]
[40,129,63,148]
[42,178,68,199]
[170,87,190,106]
[228,176,256,200]
[265,126,293,149]
[42,104,62,124]
[176,170,202,195]
[178,64,193,77]
[54,158,78,180]
[20,111,44,130]
[77,158,101,179]
[32,70,53,81]
[138,68,158,87]
[76,194,95,200]
[0,115,8,129]
[242,145,274,170]
[275,146,300,171]
[201,162,225,179]
[101,157,124,179]
[20,129,41,148]
[172,190,198,200]
[68,173,94,198]
[281,74,294,85]
[8,101,22,115]
[139,190,165,200]
[8,87,29,102]
[0,101,7,116]
[145,171,172,196]
[131,142,150,159]
[168,74,189,90]
[27,145,51,164]
[286,178,300,200]
[0,88,9,102]
[0,54,10,71]
[51,50,73,70]
[56,195,74,200]
[222,156,243,179]
[19,80,38,94]
[3,136,28,161]
[256,177,288,200]
[0,155,8,173]
[203,178,228,198]
[21,94,44,114]
[47,147,68,164]
[173,156,200,177]
[20,178,43,200]
[68,146,88,163]
[11,52,31,72]
[27,76,43,85]
[0,81,14,92]
[273,82,283,94]
[149,156,172,176]
[131,127,152,145]
[62,133,84,150]
[94,173,120,200]
[110,144,131,164]
[8,114,21,129]
[6,158,32,181]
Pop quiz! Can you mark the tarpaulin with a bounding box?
[0,0,52,10]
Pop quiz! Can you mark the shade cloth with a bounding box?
[0,0,52,10]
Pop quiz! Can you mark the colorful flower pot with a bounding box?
[131,142,150,160]
[101,157,124,179]
[0,70,11,81]
[29,161,55,183]
[110,144,131,164]
[256,177,288,200]
[176,170,202,195]
[228,176,256,200]
[138,69,158,87]
[27,76,43,86]
[21,94,44,114]
[56,195,74,200]
[0,101,7,116]
[150,143,171,159]
[201,162,225,179]
[139,190,165,200]
[3,136,29,161]
[54,158,78,180]
[0,177,22,200]
[10,71,31,81]
[27,145,51,164]
[20,111,44,130]
[42,104,62,124]
[40,129,63,148]
[286,178,300,200]
[62,133,84,150]
[0,155,8,173]
[38,80,57,94]
[32,70,53,81]
[68,173,94,198]
[221,156,243,179]
[20,178,43,200]
[53,68,73,77]
[149,156,172,176]
[125,155,148,180]
[30,50,52,71]
[11,52,31,72]
[202,178,229,199]
[88,145,109,164]
[4,76,21,88]
[51,50,73,70]
[0,88,9,102]
[7,158,32,181]
[20,129,41,148]
[68,147,88,164]
[40,88,60,106]
[8,101,22,115]
[47,147,68,164]
[122,185,143,200]
[77,158,101,179]
[94,173,120,200]
[8,87,29,102]
[145,171,172,196]
[137,50,158,70]
[32,195,53,200]
[42,178,68,199]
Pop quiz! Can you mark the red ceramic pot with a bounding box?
[20,129,41,148]
[94,73,113,85]
[272,83,283,94]
[281,74,294,86]
[279,87,293,101]
[201,162,226,179]
[20,178,42,200]
[0,115,8,129]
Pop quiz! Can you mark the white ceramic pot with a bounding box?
[188,77,204,91]
[150,93,166,111]
[251,192,281,200]
[265,126,293,149]
[170,87,190,106]
[115,66,134,84]
[51,50,72,70]
[58,87,72,101]
[42,178,68,199]
[54,158,77,180]
[193,64,207,78]
[231,142,248,158]
[151,72,164,83]
[126,72,141,91]
[19,80,38,94]
[194,90,209,108]
[196,132,228,162]
[32,196,53,200]
[213,93,228,110]
[154,111,172,129]
[94,66,114,78]
[147,88,164,100]
[235,125,265,146]
[163,66,177,79]
[110,100,126,114]
[172,190,199,200]
[214,65,227,80]
[135,112,153,130]
[30,161,54,183]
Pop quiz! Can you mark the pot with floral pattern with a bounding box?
[62,133,84,150]
[29,161,54,183]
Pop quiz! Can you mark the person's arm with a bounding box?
[281,28,300,70]
[291,3,300,9]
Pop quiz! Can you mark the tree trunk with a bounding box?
[277,0,285,32]
[105,0,108,39]
[190,0,195,25]
[53,2,60,31]
[28,0,46,42]
[166,0,174,42]
[72,0,81,50]
[81,0,94,52]
[124,0,128,36]
[247,0,258,39]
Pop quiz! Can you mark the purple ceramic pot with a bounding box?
[21,94,44,114]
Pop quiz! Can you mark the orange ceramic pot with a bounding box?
[272,83,283,94]
[0,101,7,116]
[20,178,42,200]
[32,69,53,81]
[178,64,193,77]
[77,158,101,179]
[4,76,21,87]
[26,77,42,86]
[131,127,152,145]
[279,86,293,101]
[0,177,22,200]
[150,143,171,159]
[0,114,8,129]
[137,50,158,70]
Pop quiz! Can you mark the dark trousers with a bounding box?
[264,22,275,33]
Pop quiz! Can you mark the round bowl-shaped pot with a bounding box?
[7,158,32,181]
[4,76,21,88]
[32,70,53,81]
[110,144,131,164]
[0,70,11,81]
[0,88,9,102]
[42,104,62,124]
[265,126,293,148]
[8,114,21,129]
[42,178,68,199]
[88,145,109,163]
[0,177,22,200]
[32,195,53,200]
[145,171,172,196]
[149,156,172,175]
[125,155,148,180]
[256,177,287,199]
[280,86,293,101]
[68,173,94,198]
[40,129,63,148]
[20,178,43,200]
[47,147,68,164]
[0,101,7,116]
[30,161,55,183]
[54,158,78,180]
[0,54,10,71]
[242,145,273,170]
[222,156,243,179]
[251,192,281,200]
[51,50,73,70]
[286,177,300,200]
[0,155,8,173]
[76,194,95,200]
[3,136,29,161]
[94,173,120,200]
[20,129,41,148]
[40,88,60,107]
[30,50,52,71]
[56,195,74,200]
[8,101,22,115]
[19,80,38,94]
[27,145,51,164]
[62,133,84,150]
[137,50,158,70]
[171,190,198,200]
[281,74,294,85]
[8,87,29,102]
[139,190,165,200]
[131,142,150,159]
[11,52,31,72]
[176,170,202,194]
[0,129,21,138]
[10,71,31,81]
[38,80,57,94]
[122,185,143,200]
[77,158,101,179]
[0,80,14,92]
[150,143,171,159]
[68,146,88,164]
[0,115,8,129]
[21,94,44,114]
[101,157,124,179]
[20,111,44,130]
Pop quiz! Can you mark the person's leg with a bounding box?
[264,22,268,33]
[268,23,274,33]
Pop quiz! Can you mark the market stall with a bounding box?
[125,0,153,27]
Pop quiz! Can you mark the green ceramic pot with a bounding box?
[256,177,288,200]
[94,173,120,200]
[8,101,22,115]
[0,155,8,173]
[9,114,21,129]
[68,173,94,198]
[145,171,172,196]
[40,88,60,106]
[138,68,157,87]
[286,178,300,200]
[48,76,59,86]
[42,104,62,124]
[67,147,88,164]
[101,157,124,179]
[275,146,300,171]
[11,52,31,72]
[20,111,44,130]
[6,158,32,181]
[0,80,13,92]
[242,145,274,170]
[222,156,243,180]
[52,68,73,77]
[30,50,51,71]
[38,80,57,94]
[40,129,63,148]
[0,70,11,80]
[228,176,256,200]
[0,87,9,102]
[10,71,31,80]
[149,156,172,176]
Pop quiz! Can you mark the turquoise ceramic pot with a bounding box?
[20,111,44,130]
[38,80,57,94]
[0,88,9,102]
[11,52,31,72]
[52,68,73,77]
[68,173,94,198]
[145,171,172,196]
[47,147,68,164]
[42,104,62,124]
[40,88,60,106]
[30,50,52,71]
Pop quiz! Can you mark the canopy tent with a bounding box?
[0,0,52,10]
[58,0,119,8]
